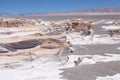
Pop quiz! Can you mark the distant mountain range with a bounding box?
[0,7,120,17]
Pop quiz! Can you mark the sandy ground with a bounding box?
[25,14,120,21]
[60,44,120,80]
[0,15,120,80]
[60,15,120,80]
[61,61,120,80]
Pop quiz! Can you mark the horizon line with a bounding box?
[0,6,120,14]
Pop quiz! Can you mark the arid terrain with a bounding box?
[0,11,120,80]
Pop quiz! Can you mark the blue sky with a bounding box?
[0,0,120,14]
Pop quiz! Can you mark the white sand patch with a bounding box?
[63,54,120,68]
[0,28,22,33]
[0,26,44,33]
[0,56,64,80]
[117,47,120,50]
[105,21,115,24]
[67,33,120,45]
[35,21,51,26]
[0,46,8,51]
[93,20,106,25]
[96,74,120,80]
[0,31,41,39]
[76,18,83,21]
[102,25,120,30]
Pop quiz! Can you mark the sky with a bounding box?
[0,0,120,14]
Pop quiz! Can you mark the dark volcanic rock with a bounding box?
[0,39,45,53]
